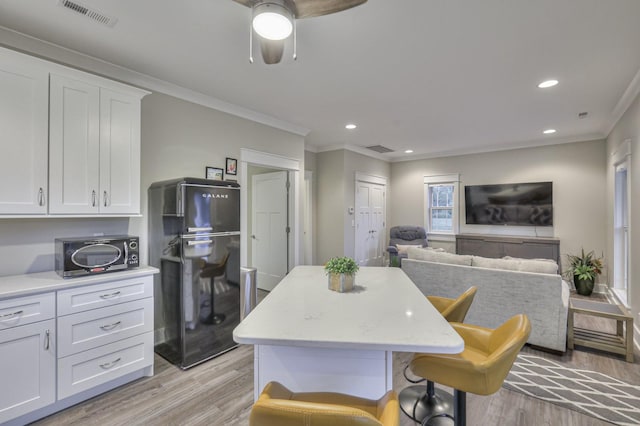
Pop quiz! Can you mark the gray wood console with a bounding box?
[455,234,560,265]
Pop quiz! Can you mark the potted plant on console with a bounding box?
[564,249,604,296]
[325,257,359,293]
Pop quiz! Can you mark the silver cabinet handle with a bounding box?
[103,190,109,207]
[99,291,121,299]
[99,357,121,369]
[187,240,212,246]
[92,190,97,207]
[0,310,23,319]
[44,329,50,350]
[38,187,45,206]
[100,321,121,331]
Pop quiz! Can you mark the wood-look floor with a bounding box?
[33,292,639,426]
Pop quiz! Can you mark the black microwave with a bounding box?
[55,235,139,278]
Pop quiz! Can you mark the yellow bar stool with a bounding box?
[399,286,477,423]
[411,314,531,426]
[250,381,400,426]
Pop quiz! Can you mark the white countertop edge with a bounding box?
[233,335,464,354]
[0,266,159,299]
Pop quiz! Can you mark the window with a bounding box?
[424,174,460,236]
[429,184,454,232]
[612,143,630,306]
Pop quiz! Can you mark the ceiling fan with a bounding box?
[233,0,367,64]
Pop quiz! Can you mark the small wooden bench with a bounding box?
[568,298,634,362]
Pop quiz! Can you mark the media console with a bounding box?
[455,233,560,265]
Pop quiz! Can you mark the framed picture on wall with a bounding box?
[206,166,224,180]
[226,157,237,175]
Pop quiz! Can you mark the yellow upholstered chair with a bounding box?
[250,381,400,426]
[400,287,477,423]
[410,314,531,426]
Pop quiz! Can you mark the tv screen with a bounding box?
[464,182,553,226]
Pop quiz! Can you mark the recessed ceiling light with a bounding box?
[405,149,414,154]
[345,124,357,130]
[543,129,556,134]
[538,79,559,89]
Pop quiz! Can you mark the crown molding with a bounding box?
[607,66,640,137]
[390,133,606,162]
[0,26,310,137]
[313,144,391,162]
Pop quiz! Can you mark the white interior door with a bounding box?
[252,171,289,291]
[355,181,386,266]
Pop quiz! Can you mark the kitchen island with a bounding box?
[233,265,463,400]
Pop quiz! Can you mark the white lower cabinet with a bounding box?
[58,333,153,399]
[0,270,155,425]
[0,319,56,423]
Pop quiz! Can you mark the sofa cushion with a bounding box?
[471,256,520,271]
[396,244,423,255]
[407,247,472,266]
[503,256,558,274]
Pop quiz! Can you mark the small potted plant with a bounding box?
[564,249,604,296]
[325,256,359,293]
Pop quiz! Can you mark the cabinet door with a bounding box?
[49,73,100,214]
[99,88,141,214]
[0,319,55,423]
[0,48,49,214]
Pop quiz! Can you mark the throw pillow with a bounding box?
[396,244,423,255]
[503,256,559,274]
[407,248,472,266]
[472,256,520,271]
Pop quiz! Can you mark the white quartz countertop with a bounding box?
[233,266,464,354]
[0,266,159,299]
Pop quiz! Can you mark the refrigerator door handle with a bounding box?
[187,227,214,233]
[187,240,213,246]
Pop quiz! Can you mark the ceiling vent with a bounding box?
[365,145,394,154]
[59,0,118,27]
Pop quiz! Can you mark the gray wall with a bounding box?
[389,139,607,275]
[0,59,305,277]
[316,149,391,263]
[606,91,640,331]
[317,150,345,263]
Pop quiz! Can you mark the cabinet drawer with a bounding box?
[58,298,153,357]
[0,293,55,330]
[57,275,153,316]
[58,332,153,400]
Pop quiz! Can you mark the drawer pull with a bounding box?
[99,357,122,369]
[44,329,50,350]
[99,291,121,299]
[100,321,122,331]
[0,309,23,319]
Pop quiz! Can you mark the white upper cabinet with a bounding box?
[0,46,148,217]
[0,49,49,214]
[49,74,101,214]
[99,89,141,214]
[49,72,145,215]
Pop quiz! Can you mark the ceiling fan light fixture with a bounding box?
[252,2,293,41]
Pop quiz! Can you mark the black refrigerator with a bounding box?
[149,177,241,369]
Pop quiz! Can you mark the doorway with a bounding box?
[354,173,386,266]
[240,149,300,291]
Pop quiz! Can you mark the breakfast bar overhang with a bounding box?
[233,266,464,400]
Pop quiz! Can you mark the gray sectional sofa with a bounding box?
[401,248,570,352]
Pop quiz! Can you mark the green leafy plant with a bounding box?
[564,249,604,281]
[324,257,359,275]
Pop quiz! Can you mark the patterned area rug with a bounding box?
[503,354,640,425]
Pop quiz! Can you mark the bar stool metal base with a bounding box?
[399,384,454,423]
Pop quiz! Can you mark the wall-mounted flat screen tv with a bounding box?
[464,182,553,226]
